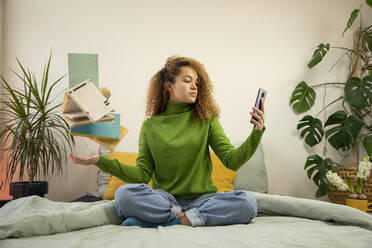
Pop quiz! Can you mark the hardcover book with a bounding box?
[61,79,114,127]
[90,126,128,151]
[70,113,121,140]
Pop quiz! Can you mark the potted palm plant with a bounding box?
[0,53,74,199]
[289,2,372,198]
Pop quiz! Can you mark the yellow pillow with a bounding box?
[210,151,237,192]
[103,152,152,200]
[103,151,236,200]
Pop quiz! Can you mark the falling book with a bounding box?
[70,113,121,140]
[61,79,114,127]
[90,126,128,151]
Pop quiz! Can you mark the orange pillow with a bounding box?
[103,151,236,200]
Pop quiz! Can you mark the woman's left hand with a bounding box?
[250,99,265,131]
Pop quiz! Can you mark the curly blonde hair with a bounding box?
[145,56,220,122]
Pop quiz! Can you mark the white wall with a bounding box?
[1,0,371,201]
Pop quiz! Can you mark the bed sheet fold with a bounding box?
[0,192,371,239]
[0,196,122,239]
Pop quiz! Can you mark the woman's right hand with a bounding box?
[69,154,99,166]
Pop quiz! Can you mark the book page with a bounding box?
[61,94,81,114]
[63,113,114,127]
[86,102,114,121]
[69,80,114,122]
[62,111,87,120]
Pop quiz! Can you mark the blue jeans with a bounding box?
[114,183,257,227]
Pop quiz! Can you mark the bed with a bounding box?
[0,192,372,248]
[1,144,371,247]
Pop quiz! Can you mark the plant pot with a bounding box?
[328,166,372,204]
[345,198,372,212]
[9,181,49,200]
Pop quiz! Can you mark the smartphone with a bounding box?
[250,88,267,125]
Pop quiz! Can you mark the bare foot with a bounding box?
[177,212,192,226]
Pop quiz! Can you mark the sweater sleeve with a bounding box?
[208,118,265,171]
[94,123,154,183]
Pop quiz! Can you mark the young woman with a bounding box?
[70,56,266,228]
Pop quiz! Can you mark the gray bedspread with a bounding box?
[0,192,371,248]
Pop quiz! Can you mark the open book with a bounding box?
[61,79,114,127]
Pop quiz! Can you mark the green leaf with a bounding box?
[290,81,316,114]
[325,111,362,150]
[362,135,372,156]
[342,9,359,37]
[356,177,364,194]
[304,155,335,198]
[367,0,372,8]
[297,115,324,147]
[347,177,354,193]
[308,43,330,69]
[344,76,372,110]
[367,34,372,51]
[316,181,329,198]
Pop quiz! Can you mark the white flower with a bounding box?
[326,170,348,191]
[357,156,372,180]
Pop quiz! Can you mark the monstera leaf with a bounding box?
[325,111,362,150]
[304,155,335,198]
[366,0,372,8]
[290,81,316,114]
[307,43,330,68]
[297,115,324,147]
[363,135,372,156]
[344,76,372,110]
[342,8,359,37]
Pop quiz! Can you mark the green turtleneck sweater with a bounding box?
[95,100,265,200]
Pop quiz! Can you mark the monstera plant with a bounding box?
[290,2,372,198]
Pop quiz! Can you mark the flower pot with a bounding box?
[345,198,372,212]
[9,181,48,200]
[328,166,372,204]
